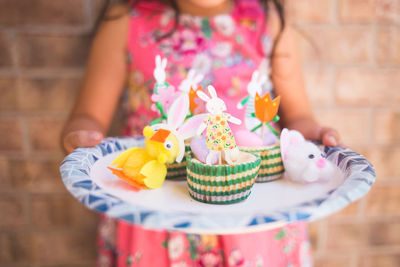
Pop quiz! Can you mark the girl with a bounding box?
[62,0,340,266]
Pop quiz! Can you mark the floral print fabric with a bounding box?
[98,0,312,266]
[98,219,312,267]
[123,0,274,136]
[205,114,237,151]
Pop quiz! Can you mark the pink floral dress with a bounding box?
[97,1,312,266]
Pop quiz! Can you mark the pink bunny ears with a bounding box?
[152,94,206,163]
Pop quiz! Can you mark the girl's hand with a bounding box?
[63,130,103,154]
[318,126,341,147]
[284,118,341,147]
[61,115,105,154]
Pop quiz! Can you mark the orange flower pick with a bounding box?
[189,85,204,114]
[254,92,281,123]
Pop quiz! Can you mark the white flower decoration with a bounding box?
[168,236,185,260]
[212,42,233,57]
[192,53,212,75]
[214,14,235,36]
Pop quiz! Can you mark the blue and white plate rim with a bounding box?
[60,136,376,233]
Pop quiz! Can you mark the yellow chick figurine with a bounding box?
[109,126,180,189]
[108,94,206,190]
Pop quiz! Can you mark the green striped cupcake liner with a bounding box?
[239,143,284,183]
[166,145,191,180]
[186,152,261,204]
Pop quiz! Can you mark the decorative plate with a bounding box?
[60,137,375,234]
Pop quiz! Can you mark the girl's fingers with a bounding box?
[320,127,341,147]
[63,130,103,153]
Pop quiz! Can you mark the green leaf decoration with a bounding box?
[266,122,279,137]
[250,123,262,132]
[272,114,280,122]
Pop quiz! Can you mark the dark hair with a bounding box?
[96,0,285,57]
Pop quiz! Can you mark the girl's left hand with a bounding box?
[319,126,341,147]
[284,118,341,147]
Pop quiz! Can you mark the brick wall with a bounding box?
[0,0,399,266]
[288,0,400,266]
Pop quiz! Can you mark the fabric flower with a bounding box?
[160,9,174,26]
[214,14,235,36]
[171,28,205,55]
[228,249,245,267]
[151,84,180,112]
[192,53,212,75]
[180,14,202,27]
[198,250,221,267]
[212,42,233,58]
[168,235,185,260]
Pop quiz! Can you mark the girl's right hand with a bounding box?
[62,130,103,154]
[61,115,105,154]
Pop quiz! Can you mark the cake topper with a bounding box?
[196,85,241,165]
[253,91,281,139]
[178,69,204,93]
[151,55,204,124]
[109,94,205,190]
[280,129,336,183]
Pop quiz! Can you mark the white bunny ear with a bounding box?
[194,73,204,84]
[167,94,189,130]
[259,73,267,85]
[162,58,167,69]
[207,85,218,98]
[178,114,207,140]
[187,69,195,79]
[155,55,161,67]
[197,90,210,102]
[288,130,305,145]
[280,129,306,161]
[280,128,290,160]
[251,70,259,81]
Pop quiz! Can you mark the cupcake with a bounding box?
[237,89,284,182]
[239,143,284,182]
[186,85,262,204]
[166,144,191,180]
[186,151,261,204]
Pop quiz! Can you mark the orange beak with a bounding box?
[150,129,170,143]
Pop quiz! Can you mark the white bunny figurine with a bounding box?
[152,93,206,163]
[237,70,268,133]
[280,128,336,183]
[196,85,241,165]
[178,69,204,93]
[153,55,168,89]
